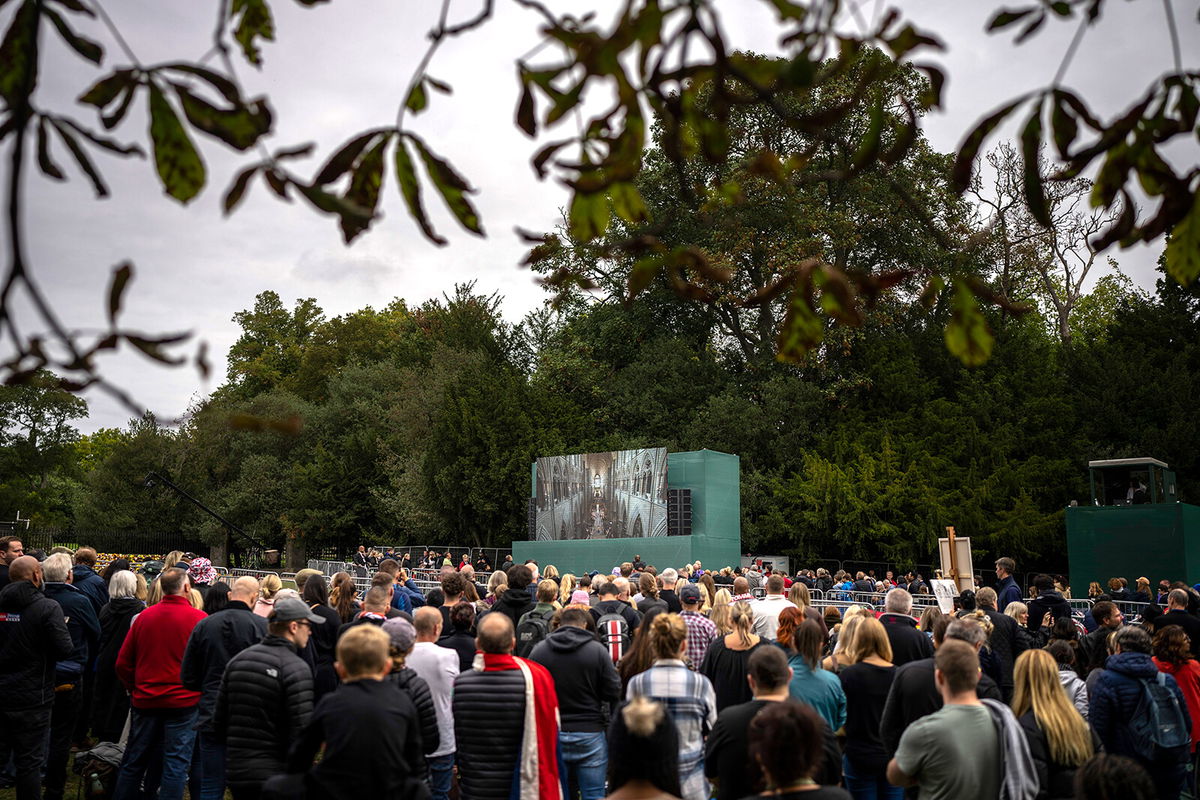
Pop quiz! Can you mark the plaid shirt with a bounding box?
[626,659,717,800]
[680,610,718,670]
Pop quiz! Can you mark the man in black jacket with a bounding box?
[452,614,536,800]
[529,608,621,800]
[41,553,100,800]
[215,597,317,799]
[0,556,73,800]
[974,586,1022,700]
[1158,589,1200,658]
[1079,599,1124,673]
[1026,573,1073,629]
[489,564,535,627]
[878,588,933,667]
[182,576,268,800]
[590,582,641,631]
[879,616,1003,756]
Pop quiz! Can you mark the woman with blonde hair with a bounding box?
[1007,600,1052,650]
[163,550,186,570]
[1012,649,1098,798]
[698,573,717,612]
[254,573,283,617]
[134,572,148,602]
[708,588,732,635]
[146,578,164,607]
[787,582,829,637]
[837,617,897,800]
[329,571,359,623]
[558,572,577,606]
[699,601,764,711]
[626,613,717,800]
[543,564,560,584]
[486,569,508,606]
[824,612,868,673]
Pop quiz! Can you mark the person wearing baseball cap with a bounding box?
[680,583,718,670]
[214,597,319,798]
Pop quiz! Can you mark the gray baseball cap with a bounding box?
[270,597,325,624]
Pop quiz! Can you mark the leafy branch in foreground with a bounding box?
[0,0,1196,407]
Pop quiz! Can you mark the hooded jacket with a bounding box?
[879,612,934,667]
[42,581,100,678]
[1027,591,1073,630]
[0,579,73,709]
[1091,651,1191,786]
[71,564,109,614]
[180,600,268,731]
[489,587,535,628]
[529,624,621,731]
[1153,656,1200,749]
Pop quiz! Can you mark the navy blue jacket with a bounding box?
[42,581,100,678]
[1090,651,1190,793]
[71,564,109,614]
[996,575,1022,612]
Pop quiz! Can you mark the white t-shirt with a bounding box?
[407,641,460,757]
[750,594,797,640]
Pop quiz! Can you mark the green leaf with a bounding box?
[159,63,240,102]
[406,81,427,114]
[126,334,187,365]
[79,69,135,107]
[394,136,446,246]
[776,287,823,363]
[101,83,137,129]
[627,255,663,302]
[147,83,205,204]
[944,281,993,366]
[42,6,102,63]
[173,84,272,151]
[1020,101,1050,227]
[0,0,40,105]
[222,165,258,214]
[609,182,648,224]
[107,262,132,325]
[48,118,109,197]
[568,191,608,241]
[408,134,484,236]
[231,0,274,66]
[516,73,536,136]
[339,134,389,243]
[35,116,66,180]
[55,117,143,156]
[952,97,1026,192]
[987,7,1037,30]
[1049,93,1078,158]
[1165,193,1200,286]
[314,130,379,185]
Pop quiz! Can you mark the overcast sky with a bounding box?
[8,0,1197,433]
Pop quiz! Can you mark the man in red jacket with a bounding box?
[112,567,206,800]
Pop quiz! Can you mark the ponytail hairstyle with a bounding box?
[729,601,755,648]
[648,613,688,661]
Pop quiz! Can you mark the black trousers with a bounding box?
[44,684,81,800]
[0,703,52,800]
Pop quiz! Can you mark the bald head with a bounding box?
[231,576,261,604]
[477,612,515,654]
[7,555,40,585]
[414,606,443,641]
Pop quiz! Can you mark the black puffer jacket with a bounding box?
[388,667,439,770]
[0,580,73,710]
[453,666,527,800]
[181,602,267,731]
[214,635,314,787]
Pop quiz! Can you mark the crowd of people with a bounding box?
[1,534,1197,800]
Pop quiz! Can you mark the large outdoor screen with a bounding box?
[534,448,669,540]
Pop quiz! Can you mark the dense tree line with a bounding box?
[3,58,1197,570]
[2,255,1196,572]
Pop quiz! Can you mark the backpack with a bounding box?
[1130,671,1191,759]
[73,742,124,800]
[597,612,631,664]
[515,608,554,657]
